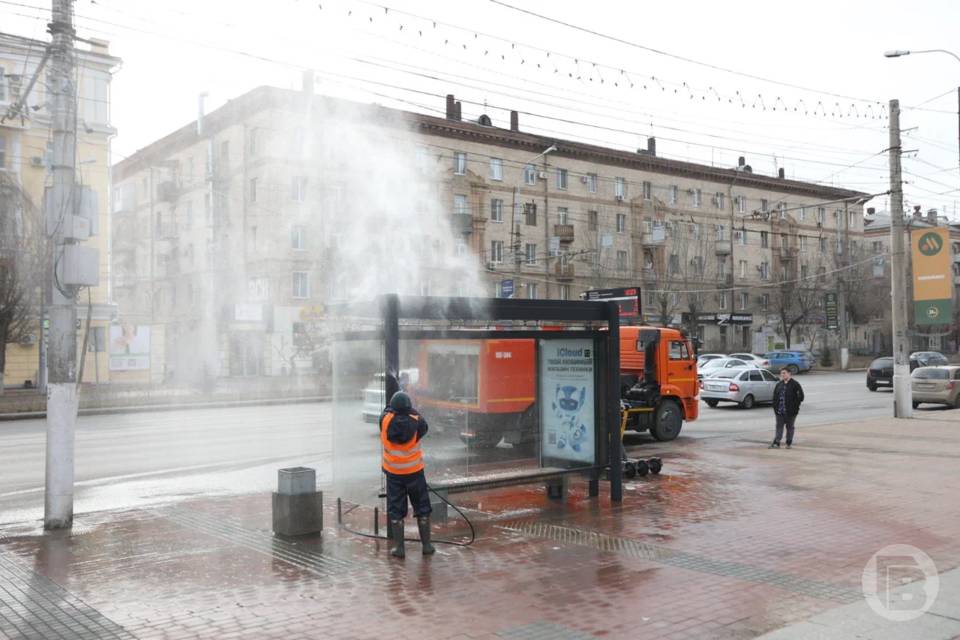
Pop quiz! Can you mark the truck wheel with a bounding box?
[461,430,503,449]
[647,458,663,474]
[787,364,799,375]
[912,401,920,410]
[740,394,755,409]
[635,460,649,477]
[650,400,682,442]
[867,382,877,391]
[705,399,719,408]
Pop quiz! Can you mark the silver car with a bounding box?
[700,367,779,409]
[911,366,960,409]
[697,356,757,380]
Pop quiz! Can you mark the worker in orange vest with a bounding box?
[380,391,435,558]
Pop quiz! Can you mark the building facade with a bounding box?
[0,33,120,389]
[112,80,868,384]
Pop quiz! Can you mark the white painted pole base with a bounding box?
[893,365,913,419]
[840,348,849,370]
[45,382,78,529]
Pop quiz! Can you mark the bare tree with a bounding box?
[0,173,44,392]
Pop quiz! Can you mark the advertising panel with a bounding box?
[539,339,595,464]
[911,228,953,325]
[109,324,151,371]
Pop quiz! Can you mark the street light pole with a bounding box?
[888,99,913,418]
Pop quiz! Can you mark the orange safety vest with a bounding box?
[380,412,424,475]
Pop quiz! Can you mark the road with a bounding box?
[0,371,935,524]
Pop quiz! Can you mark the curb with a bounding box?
[0,395,332,422]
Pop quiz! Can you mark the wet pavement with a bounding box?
[2,411,959,639]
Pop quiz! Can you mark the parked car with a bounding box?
[696,353,726,367]
[361,368,420,422]
[911,366,960,409]
[697,357,757,380]
[909,351,949,371]
[764,350,814,374]
[729,353,772,369]
[700,367,779,409]
[866,356,894,391]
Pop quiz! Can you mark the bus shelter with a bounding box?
[327,294,625,517]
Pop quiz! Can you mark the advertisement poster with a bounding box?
[911,228,953,325]
[109,324,151,371]
[539,339,595,464]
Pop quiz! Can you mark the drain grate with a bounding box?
[499,520,860,604]
[497,621,596,640]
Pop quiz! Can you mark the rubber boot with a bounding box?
[417,516,436,555]
[390,520,405,559]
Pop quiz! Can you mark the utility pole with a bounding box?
[45,0,79,528]
[839,201,849,369]
[888,99,913,418]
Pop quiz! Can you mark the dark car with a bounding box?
[866,356,893,391]
[909,351,949,371]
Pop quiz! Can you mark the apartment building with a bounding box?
[0,33,120,388]
[112,78,867,384]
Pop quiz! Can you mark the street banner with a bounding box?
[539,339,595,464]
[911,228,953,325]
[825,292,839,330]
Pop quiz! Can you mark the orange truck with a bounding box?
[408,326,699,448]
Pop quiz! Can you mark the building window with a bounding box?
[689,222,701,239]
[292,272,309,299]
[736,195,746,213]
[616,213,626,233]
[760,231,769,248]
[669,185,678,205]
[761,293,769,311]
[739,292,748,310]
[291,176,308,202]
[617,250,628,272]
[801,264,809,281]
[778,202,787,219]
[525,243,537,265]
[291,226,306,250]
[837,236,844,254]
[717,257,726,278]
[715,192,725,210]
[715,224,726,241]
[454,194,468,215]
[692,189,702,208]
[760,261,770,280]
[739,260,747,278]
[454,151,466,175]
[490,240,503,263]
[220,141,230,168]
[735,229,747,245]
[249,128,260,156]
[557,207,569,225]
[249,178,257,202]
[799,207,806,221]
[524,202,537,226]
[490,157,503,181]
[527,283,538,299]
[719,292,727,310]
[588,210,598,231]
[819,236,827,252]
[872,240,883,254]
[849,211,858,228]
[781,233,789,249]
[817,207,825,224]
[761,199,769,213]
[559,284,570,300]
[800,235,808,252]
[668,253,680,274]
[614,177,626,199]
[524,164,537,185]
[490,198,503,222]
[642,181,652,200]
[556,168,568,190]
[586,173,598,193]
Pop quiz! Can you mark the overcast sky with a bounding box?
[4,0,959,215]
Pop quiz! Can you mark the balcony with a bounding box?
[642,228,666,245]
[157,180,180,203]
[554,223,575,243]
[715,240,732,255]
[724,274,734,285]
[554,262,575,280]
[779,246,799,261]
[451,213,474,234]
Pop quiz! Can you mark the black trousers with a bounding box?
[385,470,432,520]
[774,413,797,445]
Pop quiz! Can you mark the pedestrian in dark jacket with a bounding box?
[380,391,435,558]
[770,368,804,449]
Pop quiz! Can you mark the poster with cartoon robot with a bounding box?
[539,339,595,463]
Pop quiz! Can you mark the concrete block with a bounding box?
[546,475,568,500]
[272,491,323,536]
[277,466,316,495]
[430,490,449,524]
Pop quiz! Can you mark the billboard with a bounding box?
[109,324,151,371]
[539,339,595,464]
[582,287,641,320]
[911,228,953,325]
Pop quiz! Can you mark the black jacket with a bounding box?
[773,379,804,416]
[380,407,429,445]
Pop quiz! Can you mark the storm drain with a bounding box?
[160,508,359,578]
[0,550,137,640]
[499,520,861,604]
[497,621,595,640]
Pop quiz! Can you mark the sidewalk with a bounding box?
[1,411,959,639]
